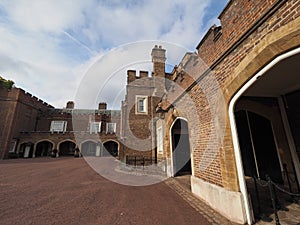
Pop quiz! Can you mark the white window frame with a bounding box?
[157,127,163,153]
[136,95,148,114]
[9,140,17,153]
[89,122,101,134]
[50,121,67,133]
[106,122,116,134]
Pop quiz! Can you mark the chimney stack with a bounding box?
[66,101,74,109]
[151,45,166,78]
[98,102,107,110]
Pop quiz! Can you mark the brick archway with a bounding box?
[103,140,119,157]
[58,140,76,156]
[228,47,300,224]
[170,118,192,177]
[81,140,98,157]
[226,18,300,103]
[35,140,54,157]
[216,18,300,224]
[18,142,34,158]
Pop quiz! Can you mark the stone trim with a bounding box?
[191,175,246,224]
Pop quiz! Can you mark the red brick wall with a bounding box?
[122,72,155,158]
[0,84,122,159]
[19,110,121,149]
[162,0,300,190]
[0,86,53,158]
[198,0,278,66]
[195,0,300,189]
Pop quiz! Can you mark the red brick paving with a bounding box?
[0,158,211,225]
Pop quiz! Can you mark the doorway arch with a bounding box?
[235,110,282,183]
[103,140,119,157]
[58,140,76,156]
[35,141,53,157]
[170,118,192,177]
[19,142,34,158]
[229,47,300,224]
[81,140,97,156]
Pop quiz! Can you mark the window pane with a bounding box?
[50,121,67,132]
[90,122,101,133]
[139,99,144,112]
[157,127,163,153]
[107,123,116,134]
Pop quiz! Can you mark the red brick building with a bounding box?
[0,82,121,160]
[1,0,299,224]
[155,0,300,224]
[0,85,53,159]
[120,45,171,165]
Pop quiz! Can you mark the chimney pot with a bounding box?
[66,101,74,109]
[98,102,107,110]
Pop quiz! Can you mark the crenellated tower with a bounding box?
[120,45,168,162]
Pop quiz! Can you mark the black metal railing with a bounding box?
[125,155,153,167]
[266,174,300,225]
[250,167,300,225]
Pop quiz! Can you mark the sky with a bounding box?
[0,0,229,109]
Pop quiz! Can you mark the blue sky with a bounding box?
[0,0,228,108]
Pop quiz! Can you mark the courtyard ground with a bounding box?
[0,157,212,225]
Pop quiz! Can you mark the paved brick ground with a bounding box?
[0,157,211,225]
[165,176,236,225]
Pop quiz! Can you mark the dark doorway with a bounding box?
[103,141,118,157]
[59,141,76,156]
[171,119,192,176]
[36,141,53,157]
[20,142,33,158]
[81,141,97,156]
[235,110,282,183]
[285,90,300,162]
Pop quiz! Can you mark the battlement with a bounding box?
[127,70,150,84]
[196,0,278,66]
[0,86,53,109]
[18,88,54,109]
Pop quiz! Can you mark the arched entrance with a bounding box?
[59,141,76,156]
[171,118,192,176]
[19,142,34,158]
[81,141,97,156]
[36,141,53,157]
[235,110,282,183]
[103,141,119,157]
[229,48,300,223]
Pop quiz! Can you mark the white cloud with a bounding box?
[0,0,227,108]
[1,0,86,32]
[75,41,190,109]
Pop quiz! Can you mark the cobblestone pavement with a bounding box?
[244,176,300,225]
[168,175,300,225]
[255,201,300,225]
[164,176,238,225]
[166,176,300,225]
[0,158,211,225]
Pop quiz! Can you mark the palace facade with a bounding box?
[1,0,300,224]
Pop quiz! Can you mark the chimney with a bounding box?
[151,45,166,77]
[66,101,74,109]
[98,102,107,110]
